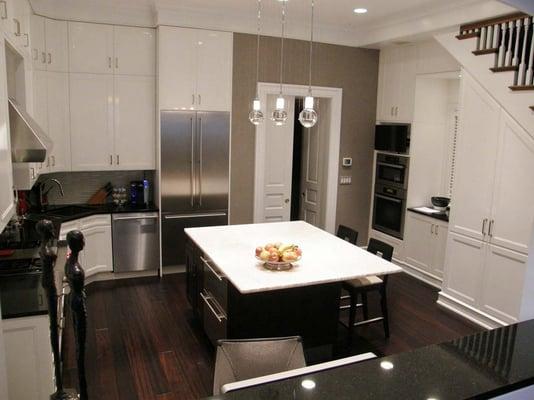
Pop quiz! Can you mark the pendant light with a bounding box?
[249,0,264,125]
[271,0,288,126]
[299,0,318,128]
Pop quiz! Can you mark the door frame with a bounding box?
[253,83,342,233]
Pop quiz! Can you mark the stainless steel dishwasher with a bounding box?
[112,212,160,272]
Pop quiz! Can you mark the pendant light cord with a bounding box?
[308,0,314,95]
[255,0,261,98]
[279,0,286,96]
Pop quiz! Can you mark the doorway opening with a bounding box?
[290,97,331,228]
[254,83,342,233]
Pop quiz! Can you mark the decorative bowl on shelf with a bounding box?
[254,243,302,271]
[431,196,450,211]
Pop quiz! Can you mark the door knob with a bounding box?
[284,199,289,204]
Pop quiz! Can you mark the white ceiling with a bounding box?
[29,0,516,47]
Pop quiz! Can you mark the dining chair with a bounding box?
[341,238,393,341]
[336,225,359,245]
[212,336,306,395]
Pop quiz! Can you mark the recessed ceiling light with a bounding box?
[301,379,316,390]
[353,8,368,14]
[380,361,394,370]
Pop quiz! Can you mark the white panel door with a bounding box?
[448,72,500,241]
[114,26,155,76]
[376,47,398,122]
[442,232,486,306]
[70,73,114,171]
[46,72,70,172]
[489,111,534,255]
[260,95,295,222]
[158,26,197,110]
[0,39,15,233]
[432,222,448,279]
[404,213,434,273]
[68,22,113,74]
[44,19,68,72]
[196,30,233,111]
[114,75,155,170]
[480,245,528,324]
[29,15,46,71]
[81,217,113,277]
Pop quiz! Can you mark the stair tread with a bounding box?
[490,66,519,72]
[473,48,499,55]
[456,32,480,40]
[510,85,534,91]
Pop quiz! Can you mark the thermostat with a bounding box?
[342,158,352,167]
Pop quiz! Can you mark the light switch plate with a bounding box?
[340,176,352,185]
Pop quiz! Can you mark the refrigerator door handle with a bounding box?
[164,213,227,220]
[199,117,203,207]
[190,117,195,207]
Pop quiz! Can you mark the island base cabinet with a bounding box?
[186,239,341,348]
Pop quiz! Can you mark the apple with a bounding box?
[265,243,275,251]
[282,251,298,262]
[295,247,302,257]
[255,246,263,257]
[268,252,280,262]
[259,250,270,261]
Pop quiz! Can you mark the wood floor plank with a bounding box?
[63,272,482,399]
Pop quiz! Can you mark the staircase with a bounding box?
[456,12,533,112]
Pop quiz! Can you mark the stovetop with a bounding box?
[0,257,42,276]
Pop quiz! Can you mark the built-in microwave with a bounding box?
[375,123,410,154]
[375,153,409,190]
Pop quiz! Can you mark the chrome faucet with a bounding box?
[40,178,65,210]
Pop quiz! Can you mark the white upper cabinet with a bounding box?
[158,26,233,112]
[44,19,68,72]
[46,72,70,172]
[113,75,155,169]
[448,73,500,242]
[29,15,45,70]
[376,45,416,123]
[69,73,114,171]
[158,26,197,110]
[196,29,233,111]
[69,22,114,74]
[114,26,155,76]
[0,39,15,232]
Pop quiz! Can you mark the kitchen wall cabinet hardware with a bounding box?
[0,1,7,20]
[69,22,113,74]
[158,26,233,112]
[12,17,19,35]
[113,26,155,76]
[30,16,68,72]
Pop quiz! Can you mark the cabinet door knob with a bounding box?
[192,94,195,105]
[488,219,494,237]
[482,218,488,236]
[430,224,434,234]
[41,52,46,64]
[116,154,119,165]
[108,57,112,69]
[110,155,113,165]
[51,155,56,167]
[435,225,438,236]
[47,53,51,64]
[198,94,201,105]
[0,1,7,20]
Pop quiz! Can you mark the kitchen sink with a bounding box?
[42,205,94,218]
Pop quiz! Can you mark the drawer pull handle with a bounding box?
[200,292,226,322]
[200,256,224,281]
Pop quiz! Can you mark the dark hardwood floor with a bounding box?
[63,272,483,400]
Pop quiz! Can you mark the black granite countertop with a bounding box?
[207,320,534,400]
[25,203,159,224]
[408,207,449,222]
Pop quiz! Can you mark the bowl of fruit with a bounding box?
[255,243,302,271]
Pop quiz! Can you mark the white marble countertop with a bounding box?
[185,221,403,294]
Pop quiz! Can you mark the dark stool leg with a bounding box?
[361,292,369,320]
[380,285,390,339]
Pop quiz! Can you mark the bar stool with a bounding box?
[212,336,306,395]
[342,238,393,340]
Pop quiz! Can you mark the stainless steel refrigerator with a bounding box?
[161,111,230,267]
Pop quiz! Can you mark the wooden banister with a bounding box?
[459,12,528,33]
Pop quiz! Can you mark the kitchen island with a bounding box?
[184,221,401,349]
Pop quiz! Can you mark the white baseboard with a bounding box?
[396,261,443,289]
[437,291,507,330]
[85,269,159,286]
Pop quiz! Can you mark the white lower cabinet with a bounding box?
[60,215,113,277]
[3,315,55,400]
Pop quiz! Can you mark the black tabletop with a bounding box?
[207,320,534,399]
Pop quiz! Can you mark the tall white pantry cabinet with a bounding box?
[439,71,534,327]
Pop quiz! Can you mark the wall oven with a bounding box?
[375,153,409,190]
[372,183,407,240]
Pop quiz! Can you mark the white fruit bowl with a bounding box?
[255,256,302,271]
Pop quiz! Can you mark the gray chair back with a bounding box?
[213,336,306,395]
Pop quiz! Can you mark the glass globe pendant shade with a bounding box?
[271,96,288,126]
[249,98,264,125]
[299,96,318,128]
